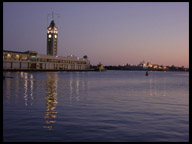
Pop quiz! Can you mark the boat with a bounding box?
[95,63,106,72]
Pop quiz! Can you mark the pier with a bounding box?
[3,50,90,71]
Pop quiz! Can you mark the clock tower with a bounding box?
[47,20,58,56]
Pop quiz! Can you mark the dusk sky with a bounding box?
[3,2,189,67]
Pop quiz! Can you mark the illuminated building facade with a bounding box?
[3,50,90,71]
[3,20,90,71]
[47,20,58,56]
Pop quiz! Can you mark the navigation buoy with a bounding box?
[145,71,149,76]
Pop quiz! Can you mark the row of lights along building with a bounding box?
[3,20,90,71]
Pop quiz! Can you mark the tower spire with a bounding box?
[47,14,58,56]
[52,11,54,20]
[47,11,60,28]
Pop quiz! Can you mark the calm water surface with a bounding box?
[3,71,189,142]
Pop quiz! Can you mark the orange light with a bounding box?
[7,53,11,59]
[148,64,153,67]
[15,54,20,59]
[153,66,157,69]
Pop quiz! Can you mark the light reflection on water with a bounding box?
[43,72,58,130]
[3,71,189,142]
[22,72,34,106]
[68,72,88,102]
[148,76,167,97]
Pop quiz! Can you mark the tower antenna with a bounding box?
[47,11,60,26]
[52,11,54,20]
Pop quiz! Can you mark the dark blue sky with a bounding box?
[3,2,189,67]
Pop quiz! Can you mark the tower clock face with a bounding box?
[54,35,57,38]
[48,34,52,38]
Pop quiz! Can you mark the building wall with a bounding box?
[21,62,29,69]
[12,62,20,69]
[3,62,12,69]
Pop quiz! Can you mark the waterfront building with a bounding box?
[3,20,90,71]
[3,50,90,71]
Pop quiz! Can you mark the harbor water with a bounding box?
[3,70,189,142]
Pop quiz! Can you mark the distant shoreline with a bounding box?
[3,69,188,72]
